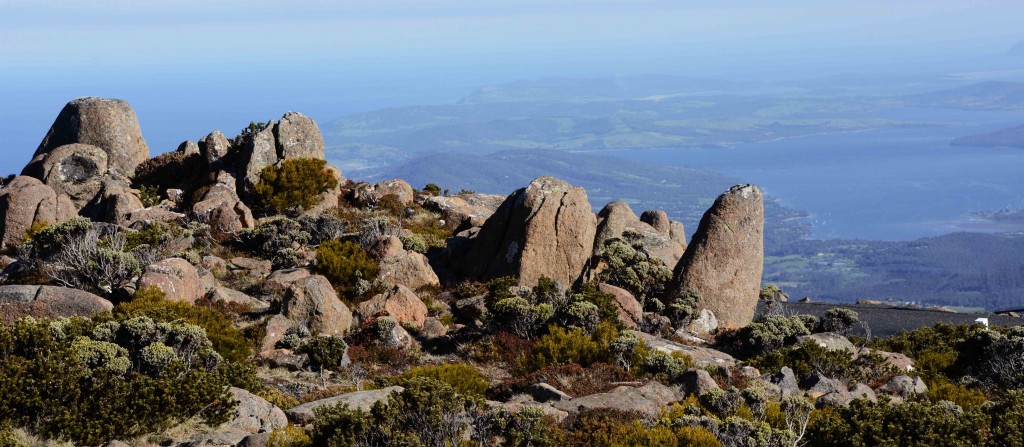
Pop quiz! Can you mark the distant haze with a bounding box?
[2,1,1024,174]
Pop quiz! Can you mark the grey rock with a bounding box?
[797,332,857,357]
[526,382,572,403]
[199,131,232,168]
[284,275,353,336]
[286,386,404,424]
[850,383,877,402]
[239,123,279,195]
[628,330,736,368]
[0,285,113,323]
[680,369,721,395]
[177,140,200,157]
[879,375,927,399]
[765,367,800,399]
[275,111,325,160]
[552,382,683,419]
[0,176,60,247]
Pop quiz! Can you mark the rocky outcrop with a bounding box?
[422,193,505,229]
[593,201,685,267]
[239,124,279,194]
[282,275,353,336]
[628,330,736,368]
[456,176,597,288]
[185,387,287,447]
[355,285,428,329]
[0,285,113,322]
[85,179,143,225]
[286,386,403,424]
[798,332,857,356]
[137,258,206,304]
[33,97,149,178]
[879,375,927,400]
[0,176,61,247]
[668,184,764,327]
[276,112,324,160]
[370,236,440,290]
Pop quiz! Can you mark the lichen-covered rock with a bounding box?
[350,179,415,207]
[859,348,916,373]
[598,283,642,329]
[137,258,205,304]
[422,193,505,229]
[264,268,311,295]
[370,236,440,290]
[275,111,325,160]
[0,176,60,247]
[84,179,143,225]
[199,130,232,168]
[628,330,736,368]
[668,184,764,327]
[283,275,353,336]
[457,176,597,288]
[33,97,149,178]
[209,287,269,311]
[680,369,720,395]
[640,209,672,234]
[21,143,109,208]
[0,285,113,323]
[239,124,279,194]
[878,375,927,400]
[355,284,428,329]
[186,387,287,447]
[798,332,857,356]
[259,314,294,352]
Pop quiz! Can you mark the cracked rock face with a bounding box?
[668,184,764,327]
[33,97,149,179]
[456,176,596,288]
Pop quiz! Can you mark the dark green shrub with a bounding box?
[0,315,239,445]
[821,308,860,335]
[523,322,619,371]
[314,240,379,297]
[253,158,339,214]
[423,183,441,196]
[297,335,349,372]
[805,398,989,447]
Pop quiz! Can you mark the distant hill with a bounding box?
[1010,41,1024,57]
[951,123,1024,148]
[902,81,1024,111]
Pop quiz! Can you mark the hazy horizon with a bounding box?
[3,0,1024,174]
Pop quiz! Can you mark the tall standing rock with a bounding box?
[32,97,149,178]
[457,176,596,288]
[275,112,325,160]
[668,184,764,327]
[239,124,279,194]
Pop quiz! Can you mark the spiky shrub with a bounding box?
[821,308,860,335]
[390,363,489,398]
[253,158,338,214]
[0,314,249,445]
[315,240,379,298]
[297,335,350,372]
[27,218,144,296]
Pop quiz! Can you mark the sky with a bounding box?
[1,0,1023,173]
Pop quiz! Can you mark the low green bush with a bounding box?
[253,158,338,214]
[314,240,379,298]
[390,363,488,397]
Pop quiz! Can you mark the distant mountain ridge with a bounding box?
[1010,41,1024,57]
[951,123,1024,148]
[458,75,743,104]
[902,81,1024,111]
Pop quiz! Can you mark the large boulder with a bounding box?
[185,387,287,447]
[0,176,60,247]
[283,275,353,336]
[21,143,110,208]
[0,285,113,323]
[593,201,686,267]
[83,179,143,225]
[33,97,149,178]
[275,111,325,160]
[355,284,428,329]
[668,184,764,327]
[137,258,205,304]
[286,386,403,424]
[628,330,736,368]
[456,177,597,288]
[370,236,440,290]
